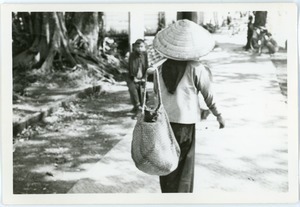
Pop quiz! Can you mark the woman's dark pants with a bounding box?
[159,123,196,193]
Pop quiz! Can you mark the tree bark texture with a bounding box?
[253,11,268,27]
[13,12,79,71]
[13,12,112,80]
[69,12,99,55]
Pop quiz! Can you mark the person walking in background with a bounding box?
[150,19,225,193]
[244,15,254,50]
[127,39,149,114]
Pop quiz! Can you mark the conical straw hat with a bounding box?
[153,19,215,61]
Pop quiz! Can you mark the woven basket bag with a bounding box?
[131,68,180,176]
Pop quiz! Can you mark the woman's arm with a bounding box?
[194,65,225,128]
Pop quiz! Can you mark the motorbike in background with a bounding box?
[250,26,279,55]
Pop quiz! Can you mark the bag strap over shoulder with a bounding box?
[142,68,162,114]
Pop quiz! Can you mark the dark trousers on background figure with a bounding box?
[159,123,196,193]
[126,76,148,110]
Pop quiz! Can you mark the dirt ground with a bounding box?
[13,84,135,194]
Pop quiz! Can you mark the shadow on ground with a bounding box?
[13,88,135,194]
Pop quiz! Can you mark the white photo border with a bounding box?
[1,3,298,205]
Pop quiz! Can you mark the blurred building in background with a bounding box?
[103,12,129,34]
[103,11,287,51]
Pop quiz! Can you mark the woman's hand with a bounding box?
[217,115,225,129]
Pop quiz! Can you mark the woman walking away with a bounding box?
[150,19,225,193]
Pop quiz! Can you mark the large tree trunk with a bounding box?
[13,12,77,71]
[97,12,105,50]
[13,11,108,78]
[12,12,123,96]
[69,12,99,56]
[253,11,267,27]
[19,12,33,38]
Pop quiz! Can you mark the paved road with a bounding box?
[68,33,288,194]
[194,34,288,193]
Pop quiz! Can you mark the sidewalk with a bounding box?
[67,33,288,193]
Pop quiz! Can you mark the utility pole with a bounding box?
[128,12,145,52]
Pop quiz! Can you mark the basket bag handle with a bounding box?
[142,67,162,115]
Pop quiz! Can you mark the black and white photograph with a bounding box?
[1,2,298,205]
